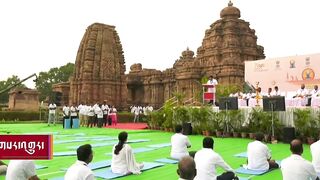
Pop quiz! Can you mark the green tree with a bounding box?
[36,63,74,101]
[0,75,26,103]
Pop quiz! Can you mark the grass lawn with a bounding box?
[0,123,313,179]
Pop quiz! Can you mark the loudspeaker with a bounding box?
[183,123,192,135]
[283,127,295,143]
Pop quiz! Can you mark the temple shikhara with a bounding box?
[53,2,265,109]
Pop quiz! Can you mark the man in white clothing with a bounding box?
[6,160,39,180]
[194,137,237,180]
[207,75,218,105]
[281,139,319,180]
[177,156,197,180]
[171,125,191,160]
[65,144,94,180]
[271,86,281,96]
[48,102,57,126]
[311,138,320,173]
[247,133,279,171]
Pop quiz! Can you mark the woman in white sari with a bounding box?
[111,131,144,174]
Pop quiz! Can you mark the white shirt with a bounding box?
[102,104,109,115]
[170,133,191,160]
[63,106,70,117]
[194,148,233,180]
[49,103,57,114]
[271,90,281,96]
[311,89,320,97]
[296,88,309,97]
[70,106,77,117]
[64,160,94,180]
[6,160,37,180]
[247,140,271,171]
[207,79,218,93]
[311,140,320,173]
[87,106,95,117]
[281,154,318,180]
[96,107,104,118]
[111,144,142,175]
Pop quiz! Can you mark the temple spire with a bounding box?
[228,0,233,6]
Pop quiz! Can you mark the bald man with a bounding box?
[281,139,319,180]
[177,156,197,180]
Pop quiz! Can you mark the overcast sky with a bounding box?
[0,0,319,88]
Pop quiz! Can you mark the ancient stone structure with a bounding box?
[54,2,264,109]
[69,23,127,108]
[8,88,39,111]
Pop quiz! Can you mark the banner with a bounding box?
[0,135,53,159]
[245,53,320,94]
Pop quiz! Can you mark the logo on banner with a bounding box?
[0,135,53,159]
[254,63,268,72]
[290,60,296,68]
[302,68,315,80]
[305,57,310,66]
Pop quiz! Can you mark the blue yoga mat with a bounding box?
[105,147,156,156]
[155,158,178,164]
[147,143,171,148]
[235,167,271,175]
[53,151,77,157]
[35,165,48,170]
[68,141,117,150]
[94,162,164,179]
[54,139,87,144]
[61,160,112,171]
[24,132,59,135]
[49,177,64,180]
[234,152,248,158]
[91,137,118,141]
[127,139,150,143]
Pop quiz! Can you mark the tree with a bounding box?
[0,75,26,103]
[36,63,74,101]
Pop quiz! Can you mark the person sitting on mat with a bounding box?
[0,161,7,175]
[281,139,319,180]
[65,144,94,180]
[177,156,197,180]
[171,125,192,160]
[111,131,144,175]
[311,136,320,174]
[247,132,279,171]
[194,137,238,180]
[6,160,40,180]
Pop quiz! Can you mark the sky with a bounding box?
[0,0,319,88]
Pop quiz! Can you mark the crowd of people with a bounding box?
[130,105,153,123]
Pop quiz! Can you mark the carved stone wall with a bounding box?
[69,23,127,108]
[8,88,39,111]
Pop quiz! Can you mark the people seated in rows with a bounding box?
[194,137,237,180]
[6,160,40,180]
[311,137,320,174]
[177,156,197,180]
[65,144,94,180]
[247,133,279,171]
[0,161,7,175]
[171,125,192,160]
[111,131,144,174]
[281,139,319,180]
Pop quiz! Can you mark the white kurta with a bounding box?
[111,144,143,175]
[207,79,218,93]
[311,140,320,173]
[170,133,191,160]
[64,160,94,180]
[194,148,233,180]
[281,154,318,180]
[247,140,271,171]
[6,160,37,180]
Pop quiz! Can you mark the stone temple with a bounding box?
[53,2,265,109]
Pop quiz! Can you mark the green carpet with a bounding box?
[0,124,314,179]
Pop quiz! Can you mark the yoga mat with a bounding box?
[61,160,112,171]
[234,152,248,158]
[68,141,117,150]
[49,177,64,180]
[53,151,77,157]
[105,147,156,156]
[35,165,48,170]
[24,132,59,135]
[94,162,164,179]
[127,139,150,143]
[54,139,87,144]
[235,167,271,175]
[155,158,178,164]
[147,143,171,148]
[91,137,118,141]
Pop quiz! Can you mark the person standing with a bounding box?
[70,104,78,128]
[102,102,109,127]
[207,75,218,105]
[62,104,70,128]
[281,139,319,180]
[48,102,57,126]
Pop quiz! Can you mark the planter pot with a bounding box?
[307,137,315,145]
[241,132,247,138]
[233,132,240,138]
[249,133,255,139]
[216,131,223,137]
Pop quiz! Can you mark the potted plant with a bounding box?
[294,109,314,144]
